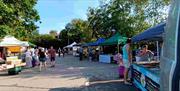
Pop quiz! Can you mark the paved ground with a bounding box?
[0,55,139,91]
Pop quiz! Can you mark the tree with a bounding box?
[87,0,170,38]
[132,0,170,25]
[30,34,61,49]
[49,30,58,38]
[0,0,40,39]
[59,19,92,44]
[58,29,69,47]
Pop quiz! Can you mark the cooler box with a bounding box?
[8,66,22,75]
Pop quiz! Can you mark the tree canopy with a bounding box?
[58,19,93,45]
[0,0,40,40]
[49,30,58,38]
[87,0,169,38]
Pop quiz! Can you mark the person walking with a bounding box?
[48,46,56,67]
[79,47,83,61]
[31,48,36,67]
[88,48,93,61]
[122,38,132,84]
[58,47,61,57]
[34,48,39,66]
[38,48,46,71]
[25,47,32,68]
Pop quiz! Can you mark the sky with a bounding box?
[35,0,100,34]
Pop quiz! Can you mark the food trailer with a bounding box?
[131,0,180,90]
[131,23,166,91]
[0,36,26,75]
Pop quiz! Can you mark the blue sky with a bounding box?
[35,0,100,34]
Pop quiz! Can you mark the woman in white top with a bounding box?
[25,48,32,68]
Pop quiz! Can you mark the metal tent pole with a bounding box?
[156,41,159,61]
[117,44,119,53]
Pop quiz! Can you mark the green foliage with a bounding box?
[30,34,61,49]
[0,0,40,39]
[58,29,68,47]
[49,30,58,38]
[132,0,169,24]
[59,19,92,44]
[87,0,170,38]
[0,25,12,38]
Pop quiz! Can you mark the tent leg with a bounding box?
[117,44,119,53]
[156,41,159,61]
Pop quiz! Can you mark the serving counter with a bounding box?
[132,61,160,91]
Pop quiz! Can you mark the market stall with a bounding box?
[84,38,105,61]
[86,38,105,46]
[131,23,166,91]
[99,32,127,63]
[0,35,26,75]
[0,36,24,53]
[73,43,83,57]
[64,42,77,55]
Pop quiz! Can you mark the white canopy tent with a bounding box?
[64,42,77,48]
[64,42,78,55]
[0,35,24,47]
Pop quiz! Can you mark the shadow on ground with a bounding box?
[49,80,139,91]
[58,56,119,81]
[0,56,118,80]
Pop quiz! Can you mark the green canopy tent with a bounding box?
[100,32,127,45]
[28,42,36,47]
[21,41,36,47]
[100,32,127,53]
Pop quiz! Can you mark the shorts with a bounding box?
[39,58,46,62]
[50,57,55,61]
[123,59,130,68]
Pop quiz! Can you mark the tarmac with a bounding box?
[0,55,139,91]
